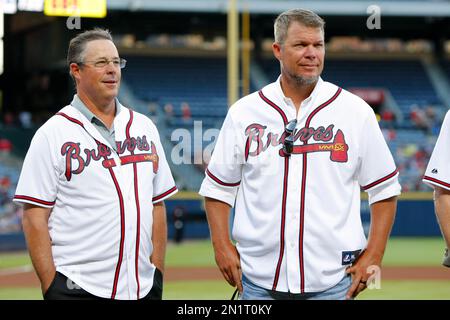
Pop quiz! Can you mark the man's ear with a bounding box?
[70,62,81,81]
[272,42,282,61]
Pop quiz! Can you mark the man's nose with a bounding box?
[304,45,316,58]
[105,62,117,73]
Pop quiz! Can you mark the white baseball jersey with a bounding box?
[423,110,450,190]
[14,99,177,300]
[199,77,401,293]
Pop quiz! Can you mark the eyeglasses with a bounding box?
[283,119,297,156]
[77,58,127,69]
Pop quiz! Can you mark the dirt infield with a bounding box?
[0,266,449,288]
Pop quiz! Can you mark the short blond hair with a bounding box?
[274,9,325,44]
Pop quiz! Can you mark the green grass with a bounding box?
[357,280,450,300]
[164,280,232,300]
[0,252,31,269]
[383,237,446,266]
[0,288,42,300]
[165,240,216,267]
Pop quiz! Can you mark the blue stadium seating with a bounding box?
[0,161,21,234]
[261,58,442,119]
[385,129,433,191]
[0,163,20,200]
[123,56,227,102]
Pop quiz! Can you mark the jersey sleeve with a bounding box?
[423,110,450,190]
[151,126,178,203]
[357,110,401,205]
[13,128,59,208]
[198,112,244,207]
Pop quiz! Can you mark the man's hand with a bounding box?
[345,196,397,299]
[345,251,381,299]
[213,241,242,293]
[204,197,243,293]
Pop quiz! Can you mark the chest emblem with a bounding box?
[245,123,348,162]
[60,135,159,181]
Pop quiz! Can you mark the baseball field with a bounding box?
[0,237,449,300]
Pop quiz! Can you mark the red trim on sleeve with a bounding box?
[423,176,450,189]
[362,169,399,191]
[152,186,178,203]
[206,168,241,187]
[13,195,55,206]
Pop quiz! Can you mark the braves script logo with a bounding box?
[245,123,348,162]
[61,135,159,181]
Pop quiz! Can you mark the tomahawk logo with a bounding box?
[279,129,349,162]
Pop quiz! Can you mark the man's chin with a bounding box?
[293,75,318,86]
[106,87,119,96]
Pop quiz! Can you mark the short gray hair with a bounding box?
[274,9,325,44]
[67,28,113,76]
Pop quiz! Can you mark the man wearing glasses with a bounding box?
[14,28,177,300]
[200,9,400,300]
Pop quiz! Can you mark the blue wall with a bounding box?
[166,199,209,239]
[361,199,440,236]
[0,232,26,251]
[166,198,441,240]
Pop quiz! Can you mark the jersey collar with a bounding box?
[274,75,324,111]
[71,94,122,130]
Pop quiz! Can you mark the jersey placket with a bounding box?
[284,148,302,293]
[284,98,310,293]
[125,188,139,299]
[114,127,140,300]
